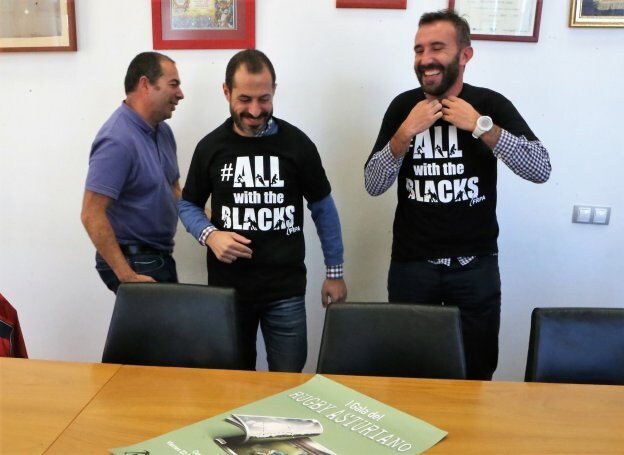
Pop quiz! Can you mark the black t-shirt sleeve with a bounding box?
[464,86,539,141]
[365,90,422,167]
[182,136,214,207]
[297,133,332,204]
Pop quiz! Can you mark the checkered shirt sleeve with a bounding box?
[326,264,344,280]
[199,225,218,246]
[493,130,551,183]
[364,143,404,196]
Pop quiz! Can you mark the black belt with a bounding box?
[120,244,171,256]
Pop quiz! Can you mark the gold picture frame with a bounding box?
[570,0,624,27]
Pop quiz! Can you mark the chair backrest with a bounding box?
[102,283,245,369]
[316,302,466,379]
[525,307,624,385]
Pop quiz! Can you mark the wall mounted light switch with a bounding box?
[592,207,611,224]
[572,205,611,225]
[573,205,592,223]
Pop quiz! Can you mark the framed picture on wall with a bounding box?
[0,0,77,52]
[449,0,543,42]
[570,0,624,27]
[336,0,406,9]
[151,0,255,50]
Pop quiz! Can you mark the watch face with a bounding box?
[478,116,493,130]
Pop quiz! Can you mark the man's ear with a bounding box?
[138,75,150,91]
[460,46,474,66]
[223,82,231,101]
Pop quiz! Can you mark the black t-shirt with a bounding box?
[366,83,538,260]
[183,117,331,303]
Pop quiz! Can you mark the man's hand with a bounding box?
[442,96,501,148]
[81,190,152,283]
[117,270,157,284]
[390,99,443,158]
[206,231,252,263]
[440,96,479,132]
[321,278,347,308]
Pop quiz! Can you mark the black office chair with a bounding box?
[525,307,624,385]
[316,302,467,379]
[102,283,246,369]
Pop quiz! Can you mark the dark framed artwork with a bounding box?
[570,0,624,27]
[449,0,543,42]
[336,0,407,9]
[151,0,255,50]
[0,0,77,52]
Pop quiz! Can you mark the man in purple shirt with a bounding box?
[81,52,184,293]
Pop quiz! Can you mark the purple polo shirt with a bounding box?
[85,103,179,250]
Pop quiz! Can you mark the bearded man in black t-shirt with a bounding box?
[180,49,347,372]
[365,10,551,380]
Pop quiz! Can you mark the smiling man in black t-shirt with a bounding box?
[365,10,551,380]
[179,49,347,372]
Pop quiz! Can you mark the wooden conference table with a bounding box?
[2,358,624,454]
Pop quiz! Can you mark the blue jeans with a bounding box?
[95,252,178,294]
[238,295,307,372]
[388,256,501,380]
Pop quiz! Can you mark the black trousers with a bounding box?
[388,255,501,380]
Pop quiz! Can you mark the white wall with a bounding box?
[1,0,622,380]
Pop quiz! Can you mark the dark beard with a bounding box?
[415,53,460,97]
[231,108,272,136]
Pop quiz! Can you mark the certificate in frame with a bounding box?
[569,0,624,27]
[336,0,407,9]
[449,0,543,42]
[151,0,255,50]
[0,0,77,52]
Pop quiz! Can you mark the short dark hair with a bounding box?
[225,49,276,91]
[419,9,471,49]
[124,52,175,94]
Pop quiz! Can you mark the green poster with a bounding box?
[111,374,447,455]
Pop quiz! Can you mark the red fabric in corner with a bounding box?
[0,293,28,358]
